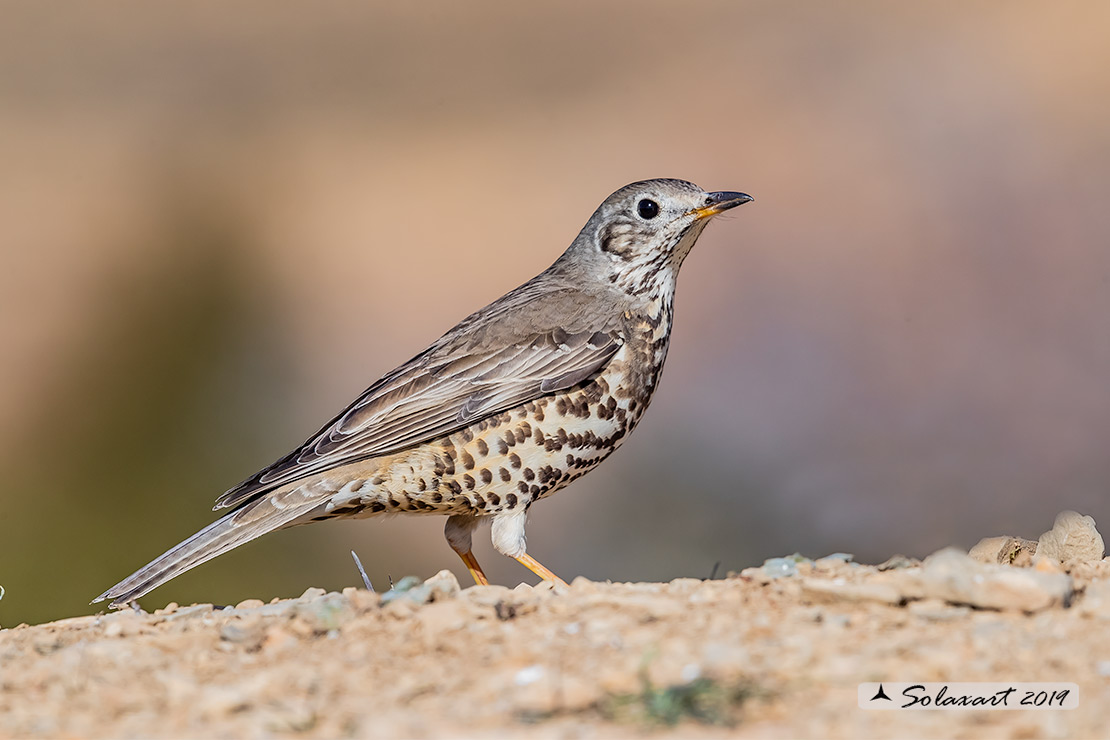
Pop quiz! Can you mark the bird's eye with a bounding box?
[637,199,659,220]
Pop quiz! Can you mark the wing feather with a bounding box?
[214,284,623,510]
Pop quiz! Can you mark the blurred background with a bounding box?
[2,1,1109,626]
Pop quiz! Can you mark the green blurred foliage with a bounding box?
[1,189,282,625]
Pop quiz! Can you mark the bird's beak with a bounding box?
[689,191,754,220]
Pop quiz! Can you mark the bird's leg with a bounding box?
[491,509,569,587]
[444,514,489,586]
[458,550,490,586]
[514,553,569,587]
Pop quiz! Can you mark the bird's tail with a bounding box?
[93,495,319,609]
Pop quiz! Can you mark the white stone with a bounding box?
[894,547,1072,612]
[423,569,461,601]
[514,664,545,686]
[1037,510,1105,563]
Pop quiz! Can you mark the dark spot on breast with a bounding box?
[518,481,529,494]
[460,450,475,470]
[463,474,475,490]
[509,453,522,469]
[503,431,517,449]
[459,427,474,443]
[447,480,463,495]
[476,438,489,456]
[417,478,427,492]
[499,467,512,482]
[487,492,500,505]
[480,468,493,484]
[431,491,443,504]
[582,383,603,403]
[369,501,386,513]
[506,493,518,508]
[530,485,541,496]
[533,426,545,445]
[498,439,509,455]
[523,468,535,481]
[556,398,568,416]
[514,428,527,444]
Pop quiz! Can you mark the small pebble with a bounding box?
[381,576,430,605]
[876,555,917,571]
[762,558,799,579]
[514,664,545,686]
[969,536,1037,565]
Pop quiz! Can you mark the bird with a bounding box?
[94,178,752,608]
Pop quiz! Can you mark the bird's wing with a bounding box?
[215,286,622,510]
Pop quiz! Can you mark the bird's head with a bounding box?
[559,178,752,297]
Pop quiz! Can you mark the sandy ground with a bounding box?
[2,546,1109,739]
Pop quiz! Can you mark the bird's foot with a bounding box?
[515,553,569,588]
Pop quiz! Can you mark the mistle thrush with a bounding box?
[95,178,752,607]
